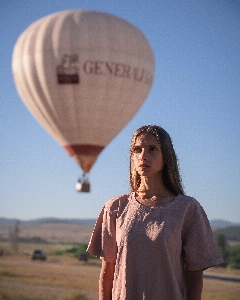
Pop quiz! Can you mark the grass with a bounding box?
[203,279,240,300]
[0,270,20,277]
[1,242,240,299]
[0,287,90,300]
[0,240,100,300]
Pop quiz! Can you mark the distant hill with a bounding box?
[2,217,240,227]
[0,217,96,244]
[1,217,239,228]
[213,226,240,242]
[1,217,239,244]
[210,219,240,228]
[0,217,96,226]
[208,220,240,242]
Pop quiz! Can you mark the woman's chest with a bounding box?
[116,206,184,249]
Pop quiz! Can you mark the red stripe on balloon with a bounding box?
[64,144,104,156]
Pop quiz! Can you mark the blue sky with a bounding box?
[1,0,240,222]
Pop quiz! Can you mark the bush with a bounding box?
[74,244,88,258]
[229,245,240,269]
[65,244,97,260]
[65,246,79,253]
[66,293,90,300]
[54,250,64,256]
[215,233,230,267]
[66,244,88,257]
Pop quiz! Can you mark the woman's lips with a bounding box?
[139,164,150,170]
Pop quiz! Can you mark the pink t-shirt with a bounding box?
[87,193,224,300]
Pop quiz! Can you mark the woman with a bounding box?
[87,125,224,300]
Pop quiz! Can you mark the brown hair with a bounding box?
[130,125,185,195]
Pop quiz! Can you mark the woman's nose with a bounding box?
[139,149,147,160]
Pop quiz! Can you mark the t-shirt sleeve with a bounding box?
[183,201,224,271]
[87,203,118,263]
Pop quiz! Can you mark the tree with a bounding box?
[9,220,20,253]
[229,246,240,269]
[215,233,229,267]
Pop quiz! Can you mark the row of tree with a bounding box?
[215,233,240,269]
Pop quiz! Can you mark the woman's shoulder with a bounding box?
[177,194,200,206]
[177,194,209,223]
[176,194,204,214]
[104,193,131,213]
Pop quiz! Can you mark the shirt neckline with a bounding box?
[130,192,181,211]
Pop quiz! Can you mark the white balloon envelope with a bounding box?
[12,10,155,174]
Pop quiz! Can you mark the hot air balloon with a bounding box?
[12,10,155,192]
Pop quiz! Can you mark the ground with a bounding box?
[1,254,240,300]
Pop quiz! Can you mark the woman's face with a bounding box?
[131,132,165,179]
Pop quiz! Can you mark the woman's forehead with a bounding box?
[134,132,159,145]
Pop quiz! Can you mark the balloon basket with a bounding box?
[76,174,90,193]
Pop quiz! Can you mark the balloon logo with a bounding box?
[12,10,155,191]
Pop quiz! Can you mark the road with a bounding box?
[203,272,240,282]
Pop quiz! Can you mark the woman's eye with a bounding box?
[133,147,141,153]
[150,146,156,151]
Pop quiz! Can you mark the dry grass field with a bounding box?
[1,250,240,300]
[0,222,95,244]
[0,253,100,300]
[202,279,240,300]
[1,221,240,299]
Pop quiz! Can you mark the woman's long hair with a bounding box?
[130,125,185,195]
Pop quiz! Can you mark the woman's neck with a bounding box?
[137,177,171,198]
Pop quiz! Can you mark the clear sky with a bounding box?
[1,0,240,223]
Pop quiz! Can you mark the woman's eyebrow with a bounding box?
[134,143,158,147]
